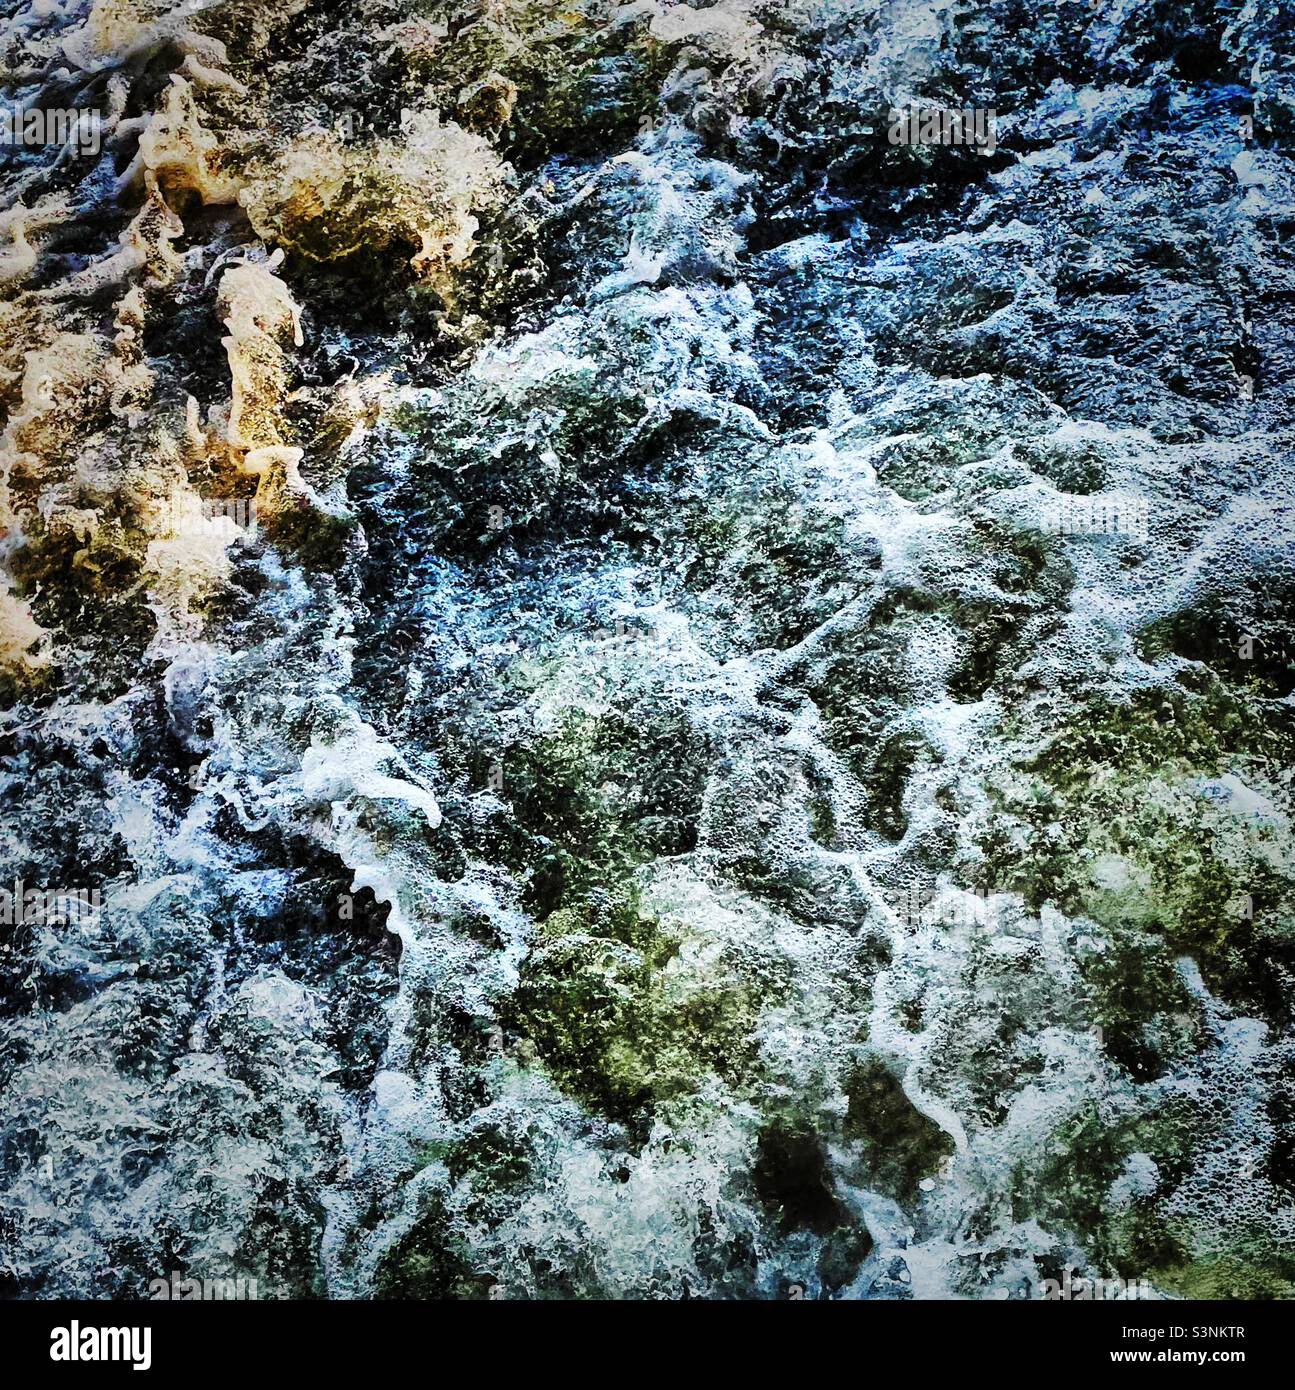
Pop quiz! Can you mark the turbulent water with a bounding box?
[0,0,1293,1301]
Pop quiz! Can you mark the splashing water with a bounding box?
[1,0,1293,1302]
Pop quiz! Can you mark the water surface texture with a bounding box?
[1,0,1293,1300]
